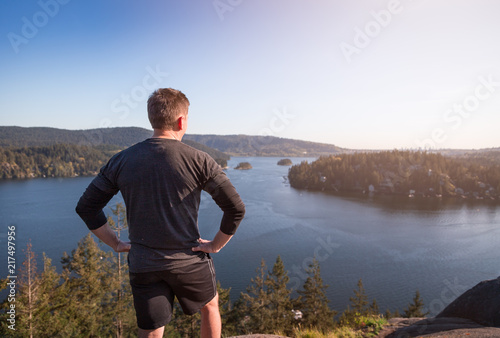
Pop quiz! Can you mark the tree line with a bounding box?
[0,144,120,179]
[1,207,429,337]
[0,142,228,179]
[288,150,500,200]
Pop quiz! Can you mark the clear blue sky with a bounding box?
[1,0,499,149]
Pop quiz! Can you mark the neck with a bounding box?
[152,129,182,141]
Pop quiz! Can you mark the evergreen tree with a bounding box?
[384,308,401,319]
[296,258,336,332]
[369,299,380,315]
[1,244,66,338]
[217,282,235,337]
[106,203,136,337]
[171,301,201,338]
[350,279,369,315]
[238,259,272,334]
[34,254,67,337]
[403,290,429,318]
[59,234,116,337]
[265,255,293,334]
[16,242,39,338]
[338,279,375,325]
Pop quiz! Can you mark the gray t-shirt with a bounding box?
[79,138,244,273]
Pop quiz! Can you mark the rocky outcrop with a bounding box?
[378,317,500,337]
[436,276,500,327]
[379,277,500,337]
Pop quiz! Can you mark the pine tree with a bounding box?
[403,290,429,318]
[16,242,40,338]
[296,258,336,332]
[369,299,380,315]
[106,203,136,337]
[217,282,235,337]
[34,254,66,337]
[59,234,116,337]
[171,300,201,338]
[239,259,272,333]
[350,279,369,315]
[265,255,293,333]
[338,279,373,325]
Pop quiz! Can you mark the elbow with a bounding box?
[75,201,84,217]
[235,201,246,219]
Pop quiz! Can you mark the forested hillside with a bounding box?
[0,144,120,179]
[288,150,500,200]
[0,127,230,178]
[0,126,151,148]
[0,126,343,157]
[183,134,344,156]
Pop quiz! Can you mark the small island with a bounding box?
[277,158,293,166]
[235,162,252,170]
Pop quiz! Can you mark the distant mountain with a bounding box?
[0,126,229,162]
[182,134,344,156]
[0,126,344,157]
[0,126,152,148]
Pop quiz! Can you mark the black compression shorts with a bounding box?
[129,253,217,330]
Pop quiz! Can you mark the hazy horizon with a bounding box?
[1,1,499,150]
[2,124,498,151]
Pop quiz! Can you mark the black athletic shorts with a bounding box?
[129,253,217,330]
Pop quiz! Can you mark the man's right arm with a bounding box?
[192,173,245,253]
[205,174,245,236]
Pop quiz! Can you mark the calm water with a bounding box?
[1,156,499,316]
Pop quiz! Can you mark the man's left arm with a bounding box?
[192,173,245,253]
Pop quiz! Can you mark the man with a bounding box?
[75,88,245,338]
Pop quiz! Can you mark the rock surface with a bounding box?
[436,276,500,327]
[378,317,500,337]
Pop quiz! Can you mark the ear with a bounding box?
[177,115,186,131]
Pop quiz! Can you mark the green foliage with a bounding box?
[237,256,295,335]
[288,150,500,200]
[403,290,429,318]
[277,158,293,166]
[238,259,273,334]
[235,162,252,170]
[0,144,120,179]
[338,279,381,326]
[266,256,293,333]
[0,127,231,179]
[296,258,336,332]
[58,234,117,337]
[0,239,412,337]
[183,134,343,157]
[352,315,387,337]
[106,203,136,337]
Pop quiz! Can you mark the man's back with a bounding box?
[90,138,230,272]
